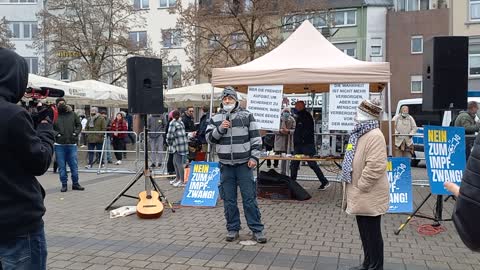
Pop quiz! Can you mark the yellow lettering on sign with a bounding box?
[387,161,392,172]
[193,164,209,173]
[428,130,447,143]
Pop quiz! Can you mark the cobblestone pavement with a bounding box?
[39,162,480,270]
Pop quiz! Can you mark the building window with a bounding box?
[411,75,423,93]
[255,34,268,48]
[133,0,149,9]
[411,36,423,54]
[230,33,243,49]
[334,10,356,27]
[370,38,383,56]
[129,31,147,48]
[469,54,480,76]
[162,29,181,48]
[159,0,175,8]
[397,0,430,11]
[163,65,181,88]
[334,42,357,58]
[311,14,327,28]
[60,63,70,81]
[24,57,38,74]
[471,0,480,21]
[8,21,37,39]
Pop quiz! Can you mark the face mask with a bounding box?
[282,112,290,118]
[58,104,67,112]
[401,113,408,118]
[223,104,234,112]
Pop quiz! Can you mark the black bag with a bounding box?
[258,169,311,201]
[262,133,275,148]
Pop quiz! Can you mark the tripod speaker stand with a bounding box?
[105,115,175,212]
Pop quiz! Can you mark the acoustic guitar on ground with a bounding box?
[136,169,164,219]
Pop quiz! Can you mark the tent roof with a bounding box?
[211,21,390,94]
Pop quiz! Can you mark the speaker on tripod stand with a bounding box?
[105,57,174,213]
[395,36,468,235]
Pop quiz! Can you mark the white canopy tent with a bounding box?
[164,83,246,107]
[211,21,393,153]
[212,21,390,94]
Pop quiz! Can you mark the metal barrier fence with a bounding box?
[69,131,476,186]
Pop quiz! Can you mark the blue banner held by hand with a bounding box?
[424,126,466,195]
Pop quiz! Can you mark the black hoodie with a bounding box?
[0,48,54,239]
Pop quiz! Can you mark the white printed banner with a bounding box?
[328,83,369,131]
[247,85,283,130]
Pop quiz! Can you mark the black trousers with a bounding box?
[112,137,125,161]
[289,144,328,185]
[356,215,384,270]
[167,153,175,174]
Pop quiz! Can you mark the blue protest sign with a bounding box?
[387,157,413,213]
[181,162,221,207]
[424,126,466,195]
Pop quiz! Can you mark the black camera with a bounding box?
[21,86,65,127]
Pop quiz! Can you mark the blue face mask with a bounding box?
[282,112,290,118]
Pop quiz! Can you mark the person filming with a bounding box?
[0,48,55,270]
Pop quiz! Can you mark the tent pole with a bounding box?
[387,82,393,156]
[207,85,214,162]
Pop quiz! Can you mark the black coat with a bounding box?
[453,133,480,251]
[293,109,315,146]
[0,48,54,239]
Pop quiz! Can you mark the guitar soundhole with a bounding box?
[146,195,152,199]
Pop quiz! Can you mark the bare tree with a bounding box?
[176,0,331,82]
[35,0,170,84]
[0,17,15,49]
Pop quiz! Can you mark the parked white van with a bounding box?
[395,97,480,166]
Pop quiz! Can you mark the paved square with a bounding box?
[39,163,480,270]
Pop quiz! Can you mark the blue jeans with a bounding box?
[55,144,79,185]
[219,163,264,233]
[0,226,47,270]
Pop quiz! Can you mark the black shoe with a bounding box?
[318,182,330,190]
[72,184,85,191]
[60,185,67,192]
[225,231,239,242]
[253,231,267,244]
[108,160,113,164]
[151,163,156,168]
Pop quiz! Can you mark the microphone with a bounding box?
[226,113,230,122]
[25,86,65,98]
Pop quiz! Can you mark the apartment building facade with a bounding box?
[0,0,43,75]
[386,0,449,111]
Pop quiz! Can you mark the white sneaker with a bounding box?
[169,179,178,185]
[85,165,92,169]
[173,180,185,187]
[115,160,122,165]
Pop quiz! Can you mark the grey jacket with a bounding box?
[206,105,262,165]
[147,114,165,139]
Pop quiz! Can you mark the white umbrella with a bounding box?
[164,83,246,107]
[68,80,128,107]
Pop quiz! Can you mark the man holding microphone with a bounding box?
[206,87,267,243]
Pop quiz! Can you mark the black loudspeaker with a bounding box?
[423,36,468,111]
[127,57,164,114]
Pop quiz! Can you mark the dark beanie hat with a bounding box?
[56,97,66,105]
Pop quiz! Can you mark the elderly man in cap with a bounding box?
[455,101,480,160]
[85,107,107,169]
[206,86,267,243]
[53,98,84,192]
